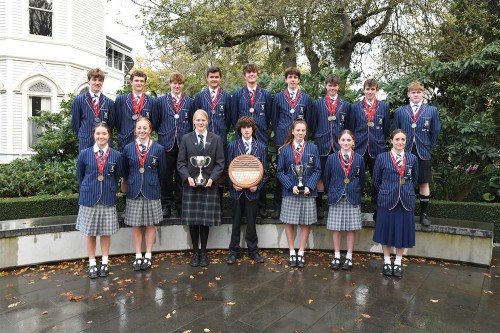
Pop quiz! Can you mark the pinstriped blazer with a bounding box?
[71,91,115,151]
[227,138,268,201]
[156,94,194,151]
[114,93,158,152]
[122,141,166,200]
[350,99,390,158]
[194,88,232,144]
[310,96,351,155]
[76,147,123,206]
[323,151,365,205]
[392,104,441,160]
[231,86,273,146]
[277,142,321,197]
[271,90,313,147]
[372,151,419,211]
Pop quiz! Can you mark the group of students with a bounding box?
[71,64,440,279]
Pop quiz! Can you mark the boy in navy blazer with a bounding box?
[71,68,115,151]
[115,70,158,153]
[226,116,268,265]
[231,64,272,218]
[270,67,313,219]
[393,81,441,226]
[157,72,195,218]
[311,74,351,219]
[350,79,390,219]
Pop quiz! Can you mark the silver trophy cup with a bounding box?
[190,156,212,186]
[292,163,305,195]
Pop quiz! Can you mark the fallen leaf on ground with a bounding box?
[208,282,215,288]
[190,275,195,279]
[193,294,203,301]
[215,276,221,280]
[225,301,236,305]
[69,295,85,302]
[361,314,371,318]
[308,299,314,304]
[344,294,352,299]
[165,313,171,319]
[42,311,48,315]
[430,299,439,303]
[8,301,22,308]
[204,329,210,332]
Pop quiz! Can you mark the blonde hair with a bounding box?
[192,109,208,122]
[408,81,424,92]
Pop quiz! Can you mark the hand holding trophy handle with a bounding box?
[291,163,305,195]
[190,156,212,186]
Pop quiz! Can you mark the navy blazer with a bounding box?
[373,151,419,211]
[123,141,166,200]
[350,99,390,157]
[194,88,232,144]
[115,93,158,152]
[177,131,225,184]
[76,147,123,206]
[392,104,441,160]
[231,86,273,146]
[323,151,365,205]
[227,138,269,201]
[277,142,321,197]
[271,90,313,147]
[157,94,194,151]
[311,97,351,155]
[71,92,115,151]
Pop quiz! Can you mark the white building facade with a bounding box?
[0,0,133,163]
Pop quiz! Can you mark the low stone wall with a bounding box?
[0,213,493,269]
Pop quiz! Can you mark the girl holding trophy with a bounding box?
[177,109,225,267]
[122,116,165,271]
[277,120,321,268]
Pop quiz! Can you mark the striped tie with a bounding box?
[244,141,250,154]
[296,144,302,154]
[343,154,349,165]
[93,94,99,106]
[139,144,146,155]
[198,135,205,153]
[98,149,104,163]
[210,90,216,102]
[396,153,402,167]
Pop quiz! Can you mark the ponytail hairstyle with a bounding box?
[278,119,307,153]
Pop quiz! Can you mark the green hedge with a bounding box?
[1,195,498,241]
[0,195,125,221]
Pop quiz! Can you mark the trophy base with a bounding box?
[297,185,305,195]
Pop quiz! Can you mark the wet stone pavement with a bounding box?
[0,248,499,333]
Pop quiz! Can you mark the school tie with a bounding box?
[396,153,403,167]
[135,95,140,103]
[93,94,99,106]
[290,91,295,101]
[98,149,104,163]
[139,144,146,155]
[296,143,302,154]
[249,90,254,97]
[244,141,250,154]
[343,154,349,165]
[173,95,179,105]
[412,104,418,115]
[368,103,372,108]
[198,135,205,153]
[210,90,216,102]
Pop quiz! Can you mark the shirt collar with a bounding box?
[93,143,109,153]
[90,90,101,98]
[294,139,305,147]
[195,130,207,138]
[391,149,405,157]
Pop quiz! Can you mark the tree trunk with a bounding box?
[277,18,297,68]
[450,164,485,201]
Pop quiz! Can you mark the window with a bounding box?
[106,48,113,67]
[29,0,53,37]
[113,50,123,71]
[28,82,52,148]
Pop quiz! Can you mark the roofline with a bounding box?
[106,35,133,53]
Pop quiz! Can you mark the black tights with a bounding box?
[189,225,210,253]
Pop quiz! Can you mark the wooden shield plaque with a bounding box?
[228,155,264,188]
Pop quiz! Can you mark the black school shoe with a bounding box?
[297,255,305,268]
[141,258,152,270]
[133,258,142,271]
[288,255,297,267]
[342,259,353,270]
[226,253,237,265]
[392,264,403,277]
[383,263,393,276]
[99,264,109,277]
[200,252,209,266]
[190,252,200,267]
[88,265,99,279]
[330,258,341,270]
[250,253,265,263]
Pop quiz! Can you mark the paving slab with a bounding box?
[0,248,499,332]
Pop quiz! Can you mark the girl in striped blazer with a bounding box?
[76,122,123,279]
[372,129,419,278]
[323,130,365,270]
[122,117,166,271]
[277,120,321,268]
